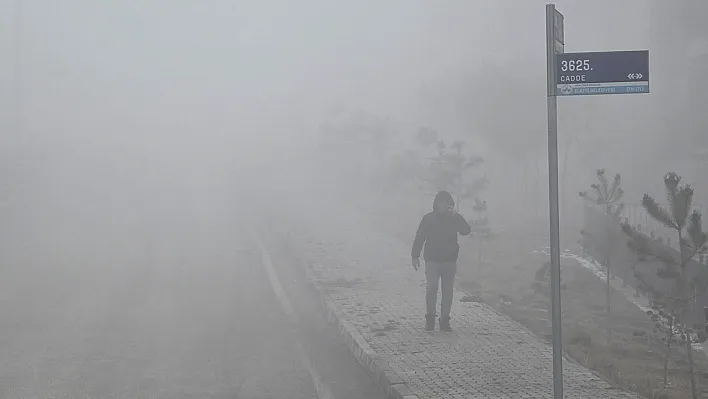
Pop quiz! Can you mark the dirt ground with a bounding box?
[457,233,708,399]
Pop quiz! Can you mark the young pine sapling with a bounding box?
[622,172,707,398]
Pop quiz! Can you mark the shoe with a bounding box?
[425,314,436,331]
[439,316,452,332]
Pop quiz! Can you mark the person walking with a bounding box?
[411,190,471,332]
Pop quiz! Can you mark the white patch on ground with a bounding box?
[532,247,708,354]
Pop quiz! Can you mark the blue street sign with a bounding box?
[556,50,649,96]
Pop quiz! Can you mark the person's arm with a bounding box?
[456,213,472,236]
[411,215,429,259]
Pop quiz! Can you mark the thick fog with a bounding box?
[1,1,707,396]
[0,2,671,204]
[0,0,692,290]
[1,0,701,277]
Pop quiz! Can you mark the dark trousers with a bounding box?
[425,261,457,318]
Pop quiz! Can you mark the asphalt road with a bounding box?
[0,195,386,399]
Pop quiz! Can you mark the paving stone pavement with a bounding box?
[273,200,644,399]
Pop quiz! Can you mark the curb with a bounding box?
[300,263,419,399]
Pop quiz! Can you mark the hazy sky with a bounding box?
[0,1,655,193]
[2,1,650,123]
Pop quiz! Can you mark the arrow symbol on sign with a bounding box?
[627,73,644,80]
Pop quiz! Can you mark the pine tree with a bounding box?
[421,138,487,213]
[579,169,624,342]
[622,172,707,398]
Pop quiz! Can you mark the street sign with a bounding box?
[556,50,649,96]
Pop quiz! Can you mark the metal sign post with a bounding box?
[545,4,564,399]
[545,4,649,398]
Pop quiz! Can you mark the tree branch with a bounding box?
[642,194,678,229]
[608,174,621,203]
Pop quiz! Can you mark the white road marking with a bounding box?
[252,233,335,399]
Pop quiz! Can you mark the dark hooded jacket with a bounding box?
[411,191,472,262]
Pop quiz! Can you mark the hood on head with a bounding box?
[432,190,454,212]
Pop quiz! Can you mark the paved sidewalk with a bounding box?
[277,204,641,399]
